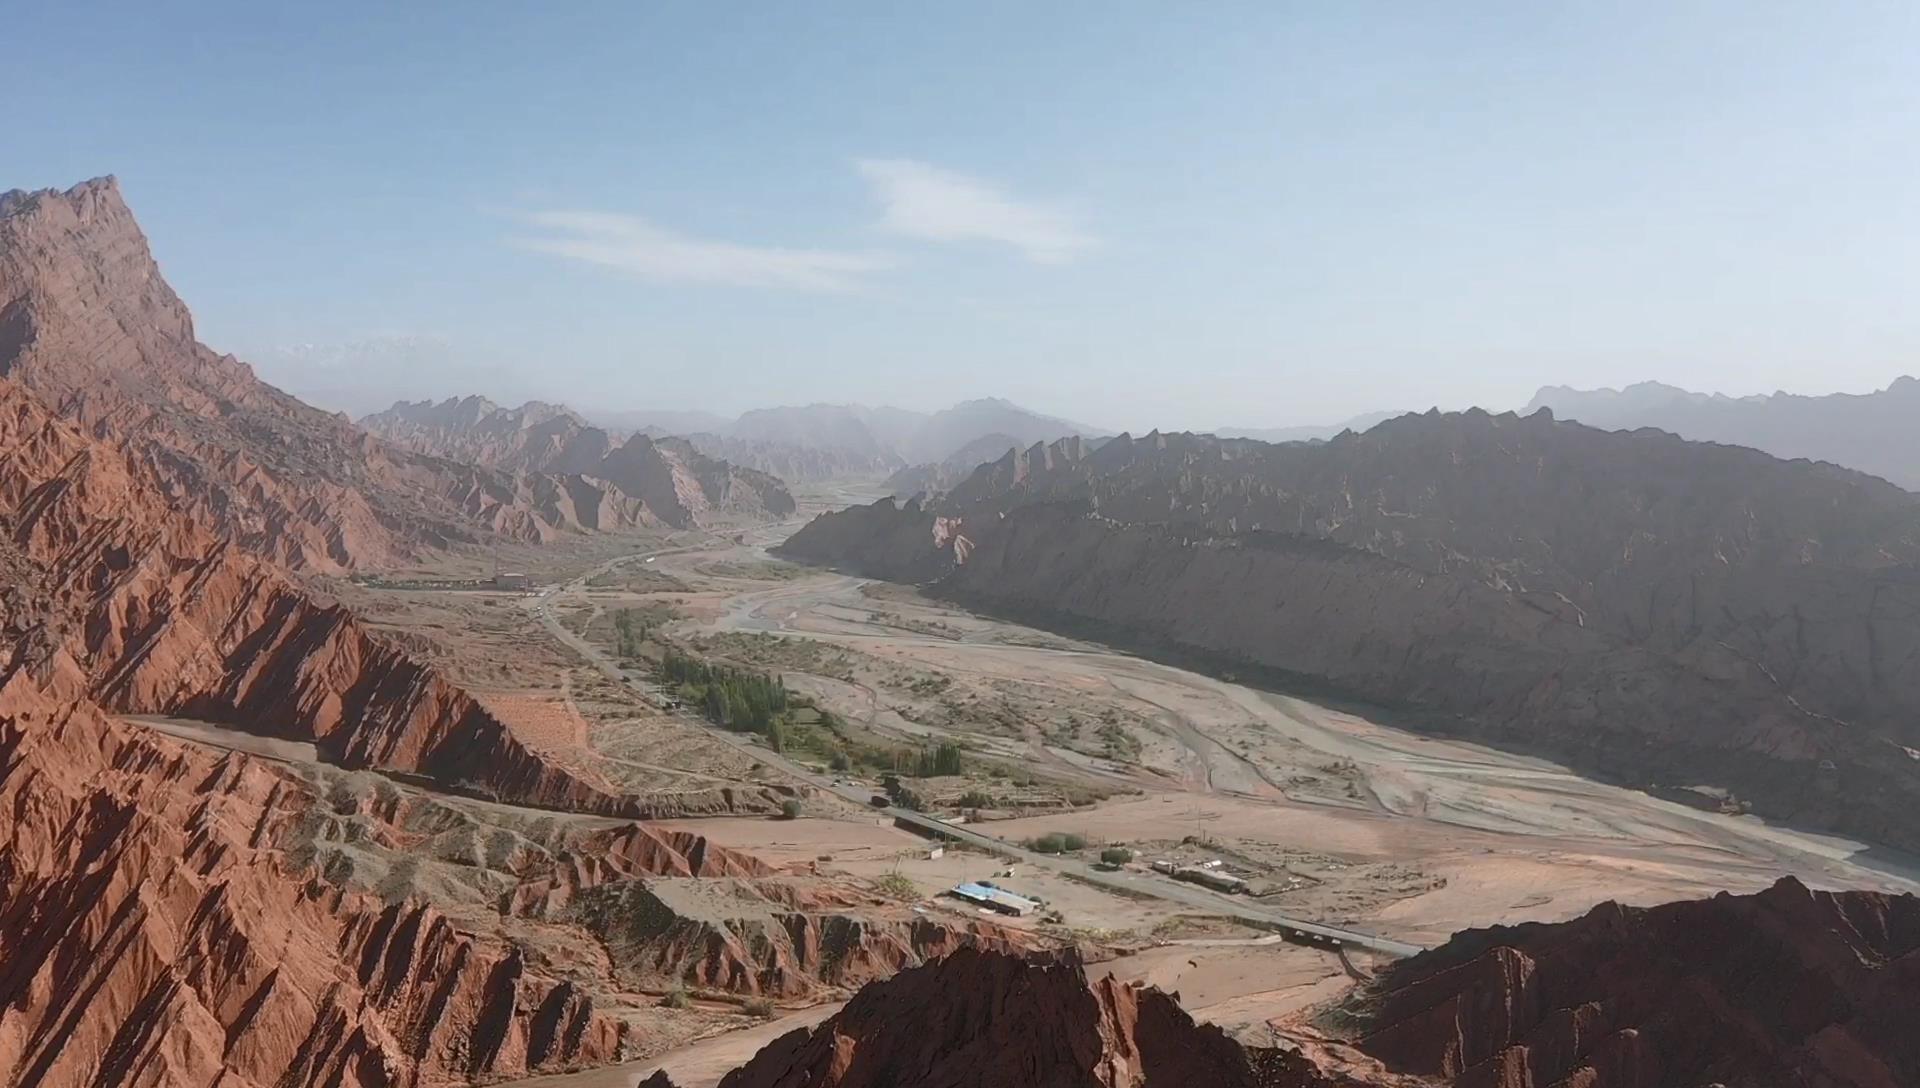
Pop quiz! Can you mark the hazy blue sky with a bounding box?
[9,2,1920,429]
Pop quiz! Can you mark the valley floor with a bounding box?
[130,483,1920,1088]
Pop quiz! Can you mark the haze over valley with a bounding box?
[12,5,1920,1087]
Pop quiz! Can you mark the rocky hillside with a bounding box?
[646,947,1338,1088]
[363,397,796,523]
[0,678,628,1087]
[781,410,1920,850]
[1331,876,1920,1086]
[0,375,640,815]
[647,880,1920,1088]
[1531,377,1920,489]
[0,179,670,568]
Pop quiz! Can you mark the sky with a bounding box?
[8,2,1920,431]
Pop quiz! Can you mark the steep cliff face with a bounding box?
[1342,876,1920,1087]
[782,412,1920,849]
[0,179,650,569]
[689,948,1338,1088]
[363,398,796,525]
[0,679,627,1088]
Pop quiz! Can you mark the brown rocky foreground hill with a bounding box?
[362,397,796,525]
[642,878,1920,1088]
[780,412,1920,851]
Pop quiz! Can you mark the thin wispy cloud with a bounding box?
[857,158,1093,264]
[515,210,893,291]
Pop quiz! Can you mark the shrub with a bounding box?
[661,984,691,1010]
[874,871,918,899]
[1027,833,1068,855]
[1100,846,1133,866]
[779,799,803,820]
[742,997,775,1018]
[957,789,994,809]
[1061,832,1088,852]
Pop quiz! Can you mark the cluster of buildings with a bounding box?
[1151,859,1249,894]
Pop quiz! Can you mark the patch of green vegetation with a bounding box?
[1025,831,1089,855]
[694,632,859,682]
[587,565,689,593]
[697,559,810,582]
[1097,721,1142,763]
[609,603,681,659]
[873,871,918,899]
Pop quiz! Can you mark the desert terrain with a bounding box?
[316,482,1910,1087]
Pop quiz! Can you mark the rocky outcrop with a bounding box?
[363,398,796,524]
[666,947,1340,1087]
[1340,876,1920,1087]
[0,678,627,1087]
[0,179,651,569]
[884,432,1022,498]
[782,412,1920,850]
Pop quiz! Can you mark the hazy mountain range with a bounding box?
[1527,378,1920,489]
[603,397,1101,482]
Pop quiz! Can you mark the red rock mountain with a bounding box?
[0,178,674,569]
[781,412,1920,852]
[362,397,797,525]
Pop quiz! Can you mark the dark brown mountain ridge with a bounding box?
[781,408,1920,851]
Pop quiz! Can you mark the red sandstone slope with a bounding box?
[1338,876,1920,1088]
[0,676,626,1087]
[650,948,1342,1088]
[0,376,640,814]
[0,178,648,569]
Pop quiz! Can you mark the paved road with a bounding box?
[528,545,1426,960]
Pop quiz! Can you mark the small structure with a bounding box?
[1170,865,1248,894]
[493,571,532,591]
[947,882,1038,916]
